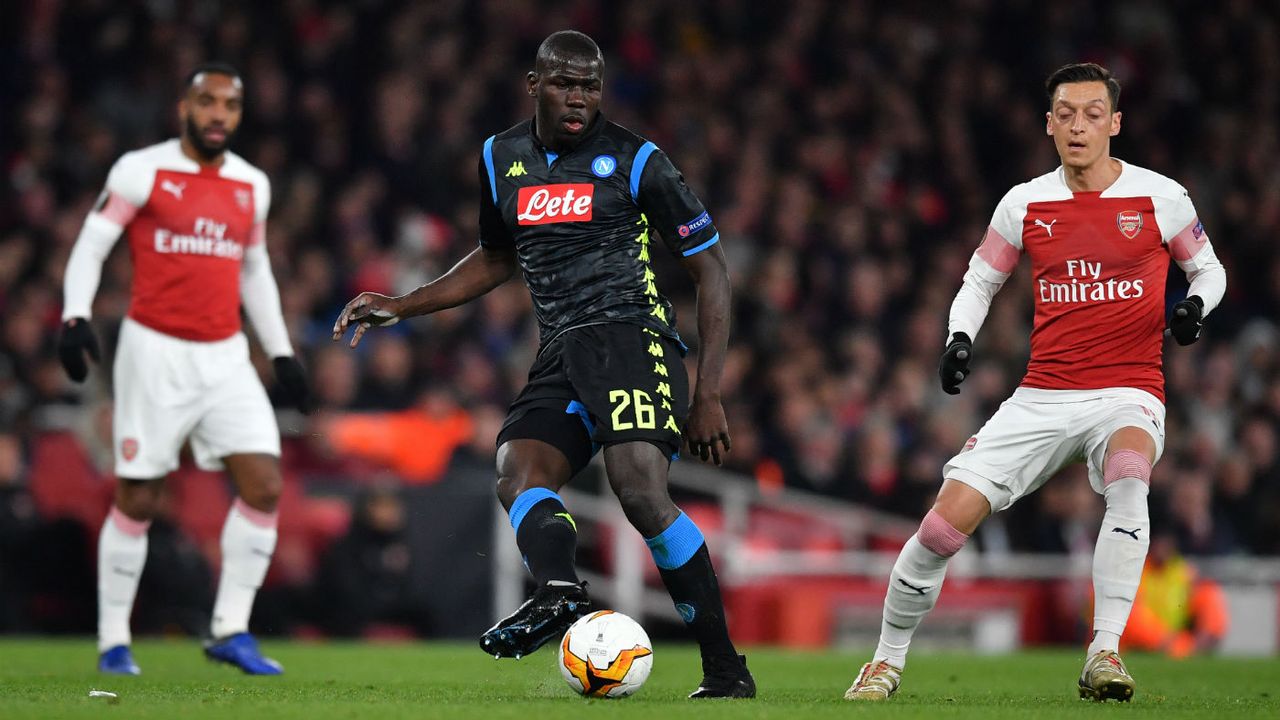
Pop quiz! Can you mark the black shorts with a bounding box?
[496,323,690,476]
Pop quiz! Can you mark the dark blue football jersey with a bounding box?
[478,114,720,349]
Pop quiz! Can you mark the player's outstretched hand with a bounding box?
[332,292,403,348]
[58,318,100,383]
[685,394,731,466]
[272,356,315,415]
[1168,295,1204,346]
[938,332,973,395]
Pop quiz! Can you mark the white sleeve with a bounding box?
[61,155,151,320]
[62,215,123,320]
[947,193,1024,341]
[240,232,293,358]
[948,256,1010,341]
[1155,188,1227,315]
[1182,240,1226,316]
[252,169,271,225]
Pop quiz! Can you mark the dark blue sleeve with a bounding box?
[634,146,719,257]
[477,144,514,250]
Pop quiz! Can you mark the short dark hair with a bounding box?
[184,62,241,90]
[1045,62,1121,112]
[535,30,603,73]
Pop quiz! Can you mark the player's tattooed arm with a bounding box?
[332,246,517,347]
[679,243,732,465]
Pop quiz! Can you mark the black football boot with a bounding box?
[479,581,591,659]
[688,653,756,699]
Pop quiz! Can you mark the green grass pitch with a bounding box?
[1,639,1276,719]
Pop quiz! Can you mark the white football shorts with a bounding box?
[943,386,1165,513]
[112,317,280,478]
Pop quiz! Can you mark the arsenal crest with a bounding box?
[121,437,139,460]
[1116,210,1143,239]
[235,188,252,212]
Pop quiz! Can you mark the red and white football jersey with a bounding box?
[965,161,1217,402]
[94,139,270,341]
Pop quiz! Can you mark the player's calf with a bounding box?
[1090,447,1152,657]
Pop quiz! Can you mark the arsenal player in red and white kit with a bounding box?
[59,64,312,676]
[846,64,1226,703]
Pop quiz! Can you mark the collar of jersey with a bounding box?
[528,111,606,158]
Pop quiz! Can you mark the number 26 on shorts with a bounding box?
[609,389,656,430]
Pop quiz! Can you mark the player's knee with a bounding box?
[1103,449,1152,487]
[239,473,282,513]
[495,474,523,509]
[115,479,161,521]
[610,482,677,538]
[495,472,559,511]
[917,509,970,558]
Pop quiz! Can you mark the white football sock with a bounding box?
[211,499,277,639]
[1088,478,1150,655]
[98,506,150,652]
[875,534,951,668]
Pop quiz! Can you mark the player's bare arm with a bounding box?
[679,243,732,465]
[332,245,517,347]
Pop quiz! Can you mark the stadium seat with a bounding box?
[28,431,111,529]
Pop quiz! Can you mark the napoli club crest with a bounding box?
[590,155,617,178]
[1116,210,1143,239]
[121,437,139,461]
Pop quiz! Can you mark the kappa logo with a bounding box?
[1034,218,1057,237]
[160,179,186,200]
[1116,210,1143,239]
[121,437,139,461]
[517,183,594,225]
[505,161,526,177]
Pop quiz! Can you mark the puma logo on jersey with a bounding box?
[517,184,594,225]
[1034,218,1057,237]
[505,161,526,177]
[161,179,186,200]
[1111,527,1141,540]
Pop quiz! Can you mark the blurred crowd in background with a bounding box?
[3,0,1280,633]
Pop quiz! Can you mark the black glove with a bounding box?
[1167,295,1204,346]
[939,332,973,395]
[272,356,314,415]
[58,318,101,383]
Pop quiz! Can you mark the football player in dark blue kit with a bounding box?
[333,31,753,698]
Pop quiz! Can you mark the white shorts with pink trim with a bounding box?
[112,317,280,478]
[943,386,1165,513]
